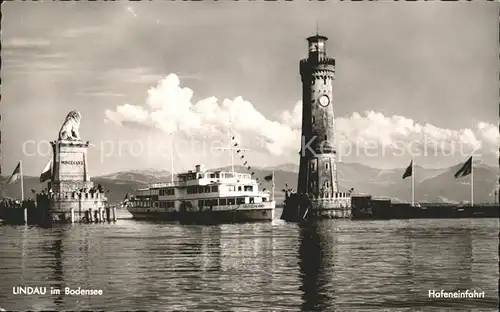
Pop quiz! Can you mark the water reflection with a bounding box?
[296,220,497,311]
[409,225,475,293]
[298,222,336,311]
[49,230,64,305]
[0,219,497,311]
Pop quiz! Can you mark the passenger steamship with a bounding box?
[126,164,276,223]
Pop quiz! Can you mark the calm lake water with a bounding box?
[0,210,498,311]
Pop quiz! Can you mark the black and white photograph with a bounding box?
[0,1,498,311]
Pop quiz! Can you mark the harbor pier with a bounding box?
[0,198,119,225]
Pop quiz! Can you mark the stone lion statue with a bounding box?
[58,110,82,141]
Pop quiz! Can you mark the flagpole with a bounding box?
[411,159,415,207]
[228,117,235,174]
[20,160,24,201]
[471,157,474,207]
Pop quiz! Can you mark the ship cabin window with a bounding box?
[310,161,316,171]
[238,186,242,192]
[202,199,217,207]
[187,186,214,194]
[227,198,235,205]
[211,185,218,192]
[160,201,175,208]
[244,185,253,192]
[219,198,226,205]
[159,188,175,196]
[263,197,268,202]
[224,173,234,179]
[236,197,245,205]
[250,197,255,204]
[210,173,216,179]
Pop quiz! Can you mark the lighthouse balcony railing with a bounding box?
[300,57,336,68]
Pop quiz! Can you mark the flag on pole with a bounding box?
[402,160,413,179]
[7,162,21,184]
[454,156,472,178]
[455,156,472,178]
[40,159,52,182]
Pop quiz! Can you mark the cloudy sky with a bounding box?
[2,1,498,176]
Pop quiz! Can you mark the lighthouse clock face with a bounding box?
[318,95,330,107]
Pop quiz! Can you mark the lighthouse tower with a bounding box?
[296,34,351,218]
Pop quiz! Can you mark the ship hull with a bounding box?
[127,202,275,224]
[126,210,178,221]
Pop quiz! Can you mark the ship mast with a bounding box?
[212,116,250,174]
[170,132,174,184]
[229,117,235,174]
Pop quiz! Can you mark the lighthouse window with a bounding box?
[324,135,327,141]
[312,116,315,124]
[310,161,316,170]
[326,163,329,170]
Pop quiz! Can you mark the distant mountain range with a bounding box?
[1,161,497,204]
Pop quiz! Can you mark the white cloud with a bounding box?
[335,111,497,157]
[105,73,499,161]
[105,74,301,154]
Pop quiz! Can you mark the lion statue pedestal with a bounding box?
[37,110,108,224]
